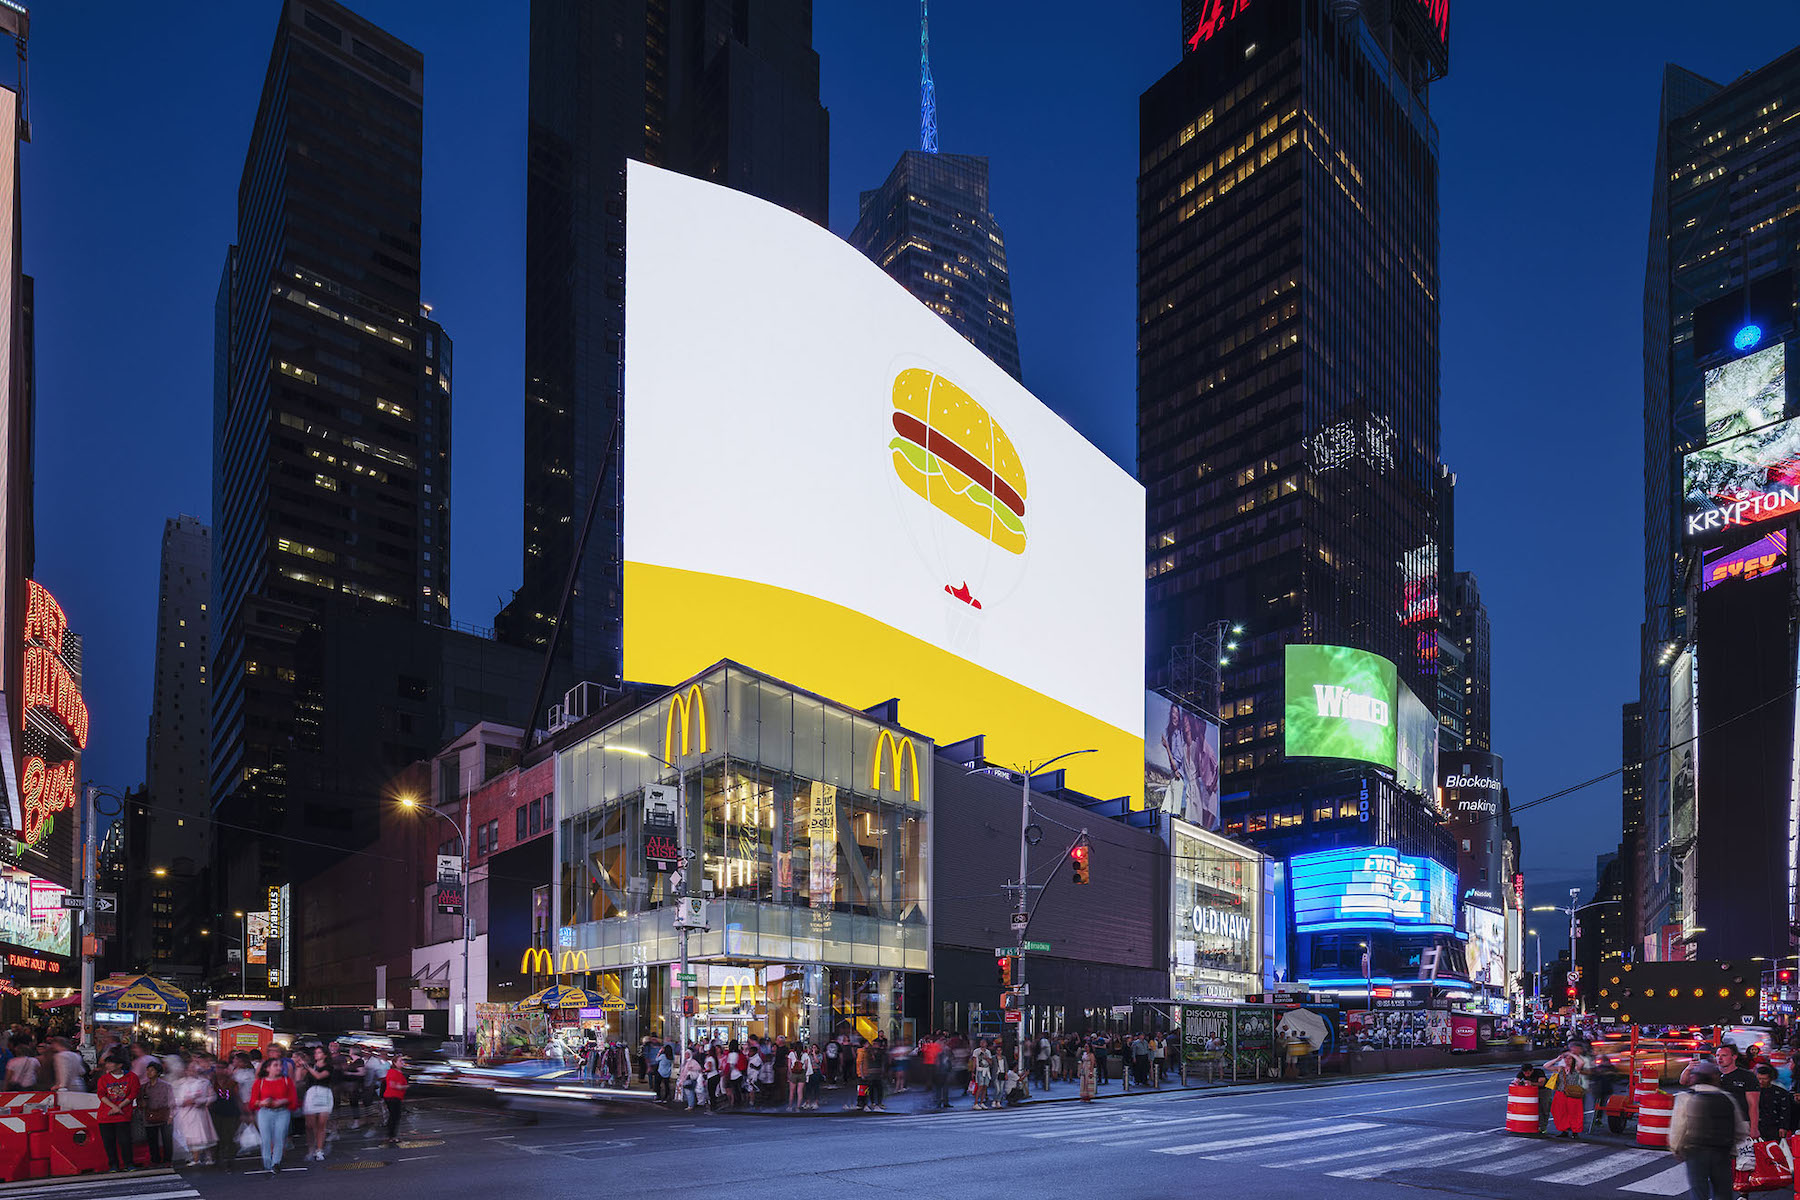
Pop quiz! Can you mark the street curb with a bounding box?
[0,1166,179,1193]
[699,1062,1525,1118]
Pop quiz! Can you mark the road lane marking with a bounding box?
[1533,1148,1665,1185]
[1071,1115,1250,1145]
[1254,1131,1468,1167]
[1328,1140,1515,1178]
[1619,1162,1697,1194]
[1460,1145,1588,1175]
[1354,1093,1500,1115]
[1156,1120,1380,1156]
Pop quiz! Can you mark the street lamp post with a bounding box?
[606,745,692,1060]
[1531,893,1621,1014]
[1013,749,1095,1084]
[399,795,472,1054]
[1528,928,1541,1008]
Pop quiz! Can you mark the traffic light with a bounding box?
[998,954,1013,986]
[1071,843,1090,885]
[1780,969,1795,987]
[1565,985,1577,1001]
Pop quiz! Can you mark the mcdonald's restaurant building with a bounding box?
[554,661,933,1048]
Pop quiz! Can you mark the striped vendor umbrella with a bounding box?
[93,974,192,1014]
[520,984,605,1009]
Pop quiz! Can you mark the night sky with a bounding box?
[22,2,1800,958]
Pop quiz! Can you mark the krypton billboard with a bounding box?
[1685,343,1797,542]
[1439,750,1503,907]
[622,162,1145,803]
[1146,691,1221,830]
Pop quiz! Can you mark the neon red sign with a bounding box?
[1187,0,1253,50]
[21,757,76,846]
[1413,0,1449,46]
[21,582,87,749]
[7,953,60,974]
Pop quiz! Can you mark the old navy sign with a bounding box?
[1191,904,1252,943]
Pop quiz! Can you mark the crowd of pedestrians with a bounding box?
[0,1027,413,1175]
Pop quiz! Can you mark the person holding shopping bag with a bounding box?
[249,1056,297,1173]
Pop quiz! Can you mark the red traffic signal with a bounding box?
[1565,985,1577,999]
[1070,843,1090,885]
[997,955,1013,986]
[1780,969,1795,985]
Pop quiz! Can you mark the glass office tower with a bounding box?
[1138,0,1448,801]
[849,151,1022,381]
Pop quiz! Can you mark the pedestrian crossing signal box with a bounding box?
[682,997,696,1016]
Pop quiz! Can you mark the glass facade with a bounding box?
[1139,0,1444,800]
[557,664,931,1046]
[1170,820,1264,1001]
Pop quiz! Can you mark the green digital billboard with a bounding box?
[1284,645,1398,770]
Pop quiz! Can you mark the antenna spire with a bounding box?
[920,0,938,153]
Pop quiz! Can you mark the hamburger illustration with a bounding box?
[889,368,1027,555]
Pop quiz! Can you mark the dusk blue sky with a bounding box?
[23,2,1800,957]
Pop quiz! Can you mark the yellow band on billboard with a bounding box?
[871,729,921,803]
[664,683,708,763]
[625,562,1144,807]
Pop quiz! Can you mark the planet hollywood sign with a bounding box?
[20,582,86,845]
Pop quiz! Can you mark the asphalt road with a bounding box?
[22,1065,1707,1200]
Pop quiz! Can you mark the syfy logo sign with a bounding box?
[1314,685,1389,728]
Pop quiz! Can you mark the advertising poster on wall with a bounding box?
[1464,904,1506,987]
[1704,342,1786,441]
[0,867,70,958]
[1396,685,1438,798]
[1684,426,1800,545]
[1701,530,1788,590]
[1440,750,1504,906]
[622,162,1145,806]
[1231,1006,1275,1077]
[245,912,270,967]
[1284,645,1398,771]
[1290,846,1458,933]
[1670,650,1696,847]
[1181,1004,1234,1063]
[1146,691,1221,831]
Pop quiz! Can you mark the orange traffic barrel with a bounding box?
[1505,1084,1541,1136]
[1633,1064,1660,1100]
[1637,1090,1673,1148]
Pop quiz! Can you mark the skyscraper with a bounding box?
[1138,0,1449,799]
[211,0,452,907]
[499,0,830,680]
[849,153,1022,381]
[846,2,1021,381]
[136,516,209,976]
[1446,571,1490,751]
[0,6,33,864]
[1640,48,1800,958]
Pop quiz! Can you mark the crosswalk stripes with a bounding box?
[1534,1148,1666,1185]
[1618,1163,1698,1195]
[1154,1120,1383,1157]
[887,1096,1708,1193]
[0,1172,199,1200]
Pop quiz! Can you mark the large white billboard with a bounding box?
[623,162,1146,802]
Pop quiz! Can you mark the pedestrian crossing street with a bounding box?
[0,1169,199,1200]
[892,1104,1701,1194]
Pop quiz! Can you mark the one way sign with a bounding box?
[59,894,116,914]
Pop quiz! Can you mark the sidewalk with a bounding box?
[707,1061,1517,1117]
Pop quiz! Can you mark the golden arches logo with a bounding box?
[559,949,590,973]
[716,974,755,1008]
[520,948,554,974]
[871,730,921,804]
[664,684,708,763]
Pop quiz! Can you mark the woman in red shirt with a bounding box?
[94,1052,139,1173]
[381,1054,408,1145]
[249,1055,298,1173]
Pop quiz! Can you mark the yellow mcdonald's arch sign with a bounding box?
[521,947,554,974]
[716,973,755,1008]
[870,729,921,804]
[559,949,590,973]
[663,683,708,763]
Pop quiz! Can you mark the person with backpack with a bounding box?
[1671,1059,1750,1198]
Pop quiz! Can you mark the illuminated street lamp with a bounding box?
[397,794,471,1053]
